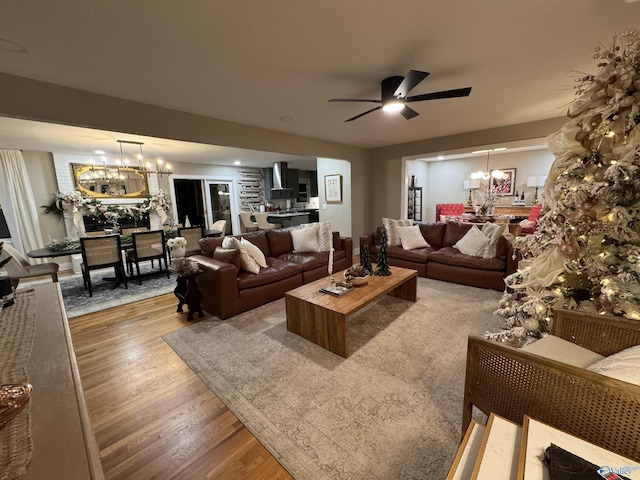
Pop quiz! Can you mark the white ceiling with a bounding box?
[0,1,637,165]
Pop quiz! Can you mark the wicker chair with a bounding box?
[126,230,169,284]
[0,242,59,289]
[463,309,640,462]
[177,226,205,257]
[80,235,127,296]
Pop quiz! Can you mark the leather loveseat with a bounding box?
[192,228,353,319]
[360,221,518,291]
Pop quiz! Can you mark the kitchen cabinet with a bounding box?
[310,170,318,197]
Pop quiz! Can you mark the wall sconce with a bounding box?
[527,175,547,205]
[463,179,481,206]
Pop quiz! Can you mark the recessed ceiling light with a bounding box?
[279,116,293,122]
[233,160,241,165]
[437,156,445,160]
[94,150,105,155]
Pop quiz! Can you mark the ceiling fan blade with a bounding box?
[394,70,430,98]
[406,87,472,102]
[328,98,381,103]
[345,106,382,122]
[400,105,419,120]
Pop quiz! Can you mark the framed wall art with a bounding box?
[324,174,343,204]
[491,168,516,196]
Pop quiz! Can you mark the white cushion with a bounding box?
[291,225,320,253]
[301,221,333,251]
[478,222,507,258]
[587,345,640,385]
[240,237,267,269]
[453,225,489,256]
[222,236,240,250]
[522,335,604,368]
[396,225,429,250]
[382,218,412,246]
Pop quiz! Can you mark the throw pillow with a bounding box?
[213,247,242,269]
[291,225,320,253]
[301,221,333,251]
[240,237,267,268]
[222,236,240,250]
[453,225,489,256]
[587,345,640,385]
[382,218,412,246]
[396,225,429,250]
[478,222,508,258]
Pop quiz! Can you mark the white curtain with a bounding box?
[0,149,45,262]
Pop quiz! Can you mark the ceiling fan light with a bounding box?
[382,100,405,113]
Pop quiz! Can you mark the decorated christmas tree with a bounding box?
[374,227,392,276]
[488,29,640,345]
[360,244,374,275]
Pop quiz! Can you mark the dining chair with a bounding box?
[0,242,59,289]
[211,219,227,238]
[80,235,127,297]
[121,227,149,236]
[239,212,259,232]
[177,226,205,257]
[126,230,169,284]
[254,212,281,230]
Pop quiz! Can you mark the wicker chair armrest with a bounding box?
[463,336,640,462]
[553,309,640,356]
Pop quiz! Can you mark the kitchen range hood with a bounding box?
[272,161,292,190]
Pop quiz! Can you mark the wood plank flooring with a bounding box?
[69,292,293,480]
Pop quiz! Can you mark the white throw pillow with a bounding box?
[302,221,333,251]
[453,225,489,256]
[222,236,240,250]
[587,345,640,385]
[291,225,320,253]
[521,335,604,368]
[396,225,429,250]
[382,218,412,246]
[240,238,267,268]
[478,222,507,258]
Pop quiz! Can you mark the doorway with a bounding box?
[205,181,236,236]
[173,179,205,227]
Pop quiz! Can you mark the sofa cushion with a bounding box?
[428,247,506,271]
[291,224,320,252]
[236,257,303,290]
[238,230,271,257]
[396,225,429,250]
[200,237,223,258]
[442,221,473,247]
[279,251,327,271]
[213,247,242,269]
[241,237,268,268]
[266,228,295,257]
[453,225,489,256]
[417,222,446,249]
[382,218,412,246]
[386,245,431,263]
[522,335,604,368]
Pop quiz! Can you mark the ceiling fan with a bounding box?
[328,70,472,122]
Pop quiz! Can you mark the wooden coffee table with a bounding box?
[285,265,417,357]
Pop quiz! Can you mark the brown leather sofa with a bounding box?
[360,221,518,291]
[192,228,353,319]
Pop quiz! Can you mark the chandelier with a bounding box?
[470,149,505,181]
[118,140,172,177]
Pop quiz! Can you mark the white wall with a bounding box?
[317,157,351,238]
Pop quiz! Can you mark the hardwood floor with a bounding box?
[69,292,293,480]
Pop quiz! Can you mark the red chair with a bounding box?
[519,204,543,235]
[435,203,465,222]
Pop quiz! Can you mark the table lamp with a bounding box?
[527,176,547,205]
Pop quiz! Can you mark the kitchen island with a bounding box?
[265,212,310,228]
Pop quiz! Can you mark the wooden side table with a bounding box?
[174,270,204,321]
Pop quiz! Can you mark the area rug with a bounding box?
[21,264,175,318]
[163,278,504,479]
